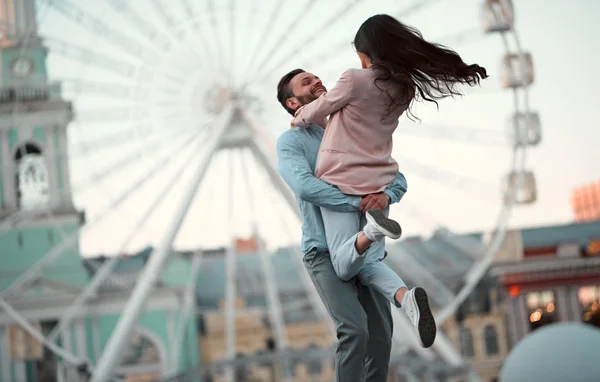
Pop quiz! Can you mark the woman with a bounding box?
[291,14,487,348]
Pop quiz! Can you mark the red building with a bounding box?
[571,180,600,222]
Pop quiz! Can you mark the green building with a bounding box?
[0,0,199,380]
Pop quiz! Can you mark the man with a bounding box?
[275,69,423,382]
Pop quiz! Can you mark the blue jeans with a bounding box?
[303,249,393,382]
[320,207,407,306]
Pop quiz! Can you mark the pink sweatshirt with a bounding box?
[292,68,407,195]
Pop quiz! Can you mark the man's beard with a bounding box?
[296,94,318,106]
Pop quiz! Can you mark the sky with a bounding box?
[21,0,600,256]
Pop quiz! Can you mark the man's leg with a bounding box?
[357,282,393,382]
[303,249,369,382]
[320,208,380,281]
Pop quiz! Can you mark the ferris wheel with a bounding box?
[0,0,541,381]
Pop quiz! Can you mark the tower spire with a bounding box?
[0,0,38,42]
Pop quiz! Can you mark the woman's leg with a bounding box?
[356,210,437,348]
[357,261,407,306]
[320,207,382,281]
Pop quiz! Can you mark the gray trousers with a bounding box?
[303,249,393,382]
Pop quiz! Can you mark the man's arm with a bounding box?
[276,133,360,212]
[291,70,354,128]
[383,171,408,204]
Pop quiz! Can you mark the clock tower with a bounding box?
[0,0,85,291]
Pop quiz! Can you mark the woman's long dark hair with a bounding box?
[354,14,488,120]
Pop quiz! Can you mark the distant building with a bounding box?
[491,220,600,349]
[400,221,600,382]
[571,180,600,222]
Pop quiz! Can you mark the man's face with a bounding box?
[285,72,326,112]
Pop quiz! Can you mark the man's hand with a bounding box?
[359,192,390,213]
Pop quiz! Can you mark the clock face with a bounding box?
[12,57,34,77]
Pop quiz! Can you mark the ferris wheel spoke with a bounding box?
[71,125,194,193]
[74,101,182,125]
[397,156,499,202]
[223,150,237,382]
[149,0,183,40]
[46,130,206,345]
[72,106,143,125]
[391,0,446,19]
[147,0,206,72]
[238,0,291,83]
[69,124,143,160]
[241,0,316,89]
[242,137,334,338]
[261,173,336,339]
[0,297,85,369]
[227,0,236,84]
[58,78,135,100]
[43,36,137,78]
[250,0,364,86]
[238,0,263,68]
[105,0,171,51]
[178,10,217,68]
[400,203,486,257]
[294,0,445,75]
[238,150,296,379]
[90,106,235,382]
[387,245,455,306]
[434,26,485,48]
[239,149,291,354]
[68,112,192,160]
[42,0,159,63]
[395,124,507,147]
[178,0,218,73]
[168,251,203,373]
[180,0,203,34]
[0,129,201,298]
[204,0,227,77]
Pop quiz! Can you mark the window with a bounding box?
[484,325,499,355]
[14,142,50,211]
[459,327,474,358]
[578,285,600,328]
[527,290,558,331]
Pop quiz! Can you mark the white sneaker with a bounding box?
[363,209,402,241]
[401,287,437,348]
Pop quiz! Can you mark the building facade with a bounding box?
[491,221,600,347]
[571,180,600,222]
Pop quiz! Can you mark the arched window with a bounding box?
[459,327,474,358]
[117,330,163,381]
[484,324,499,355]
[120,332,161,366]
[14,142,49,210]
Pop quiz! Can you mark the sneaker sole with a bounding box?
[366,209,402,239]
[414,287,436,348]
